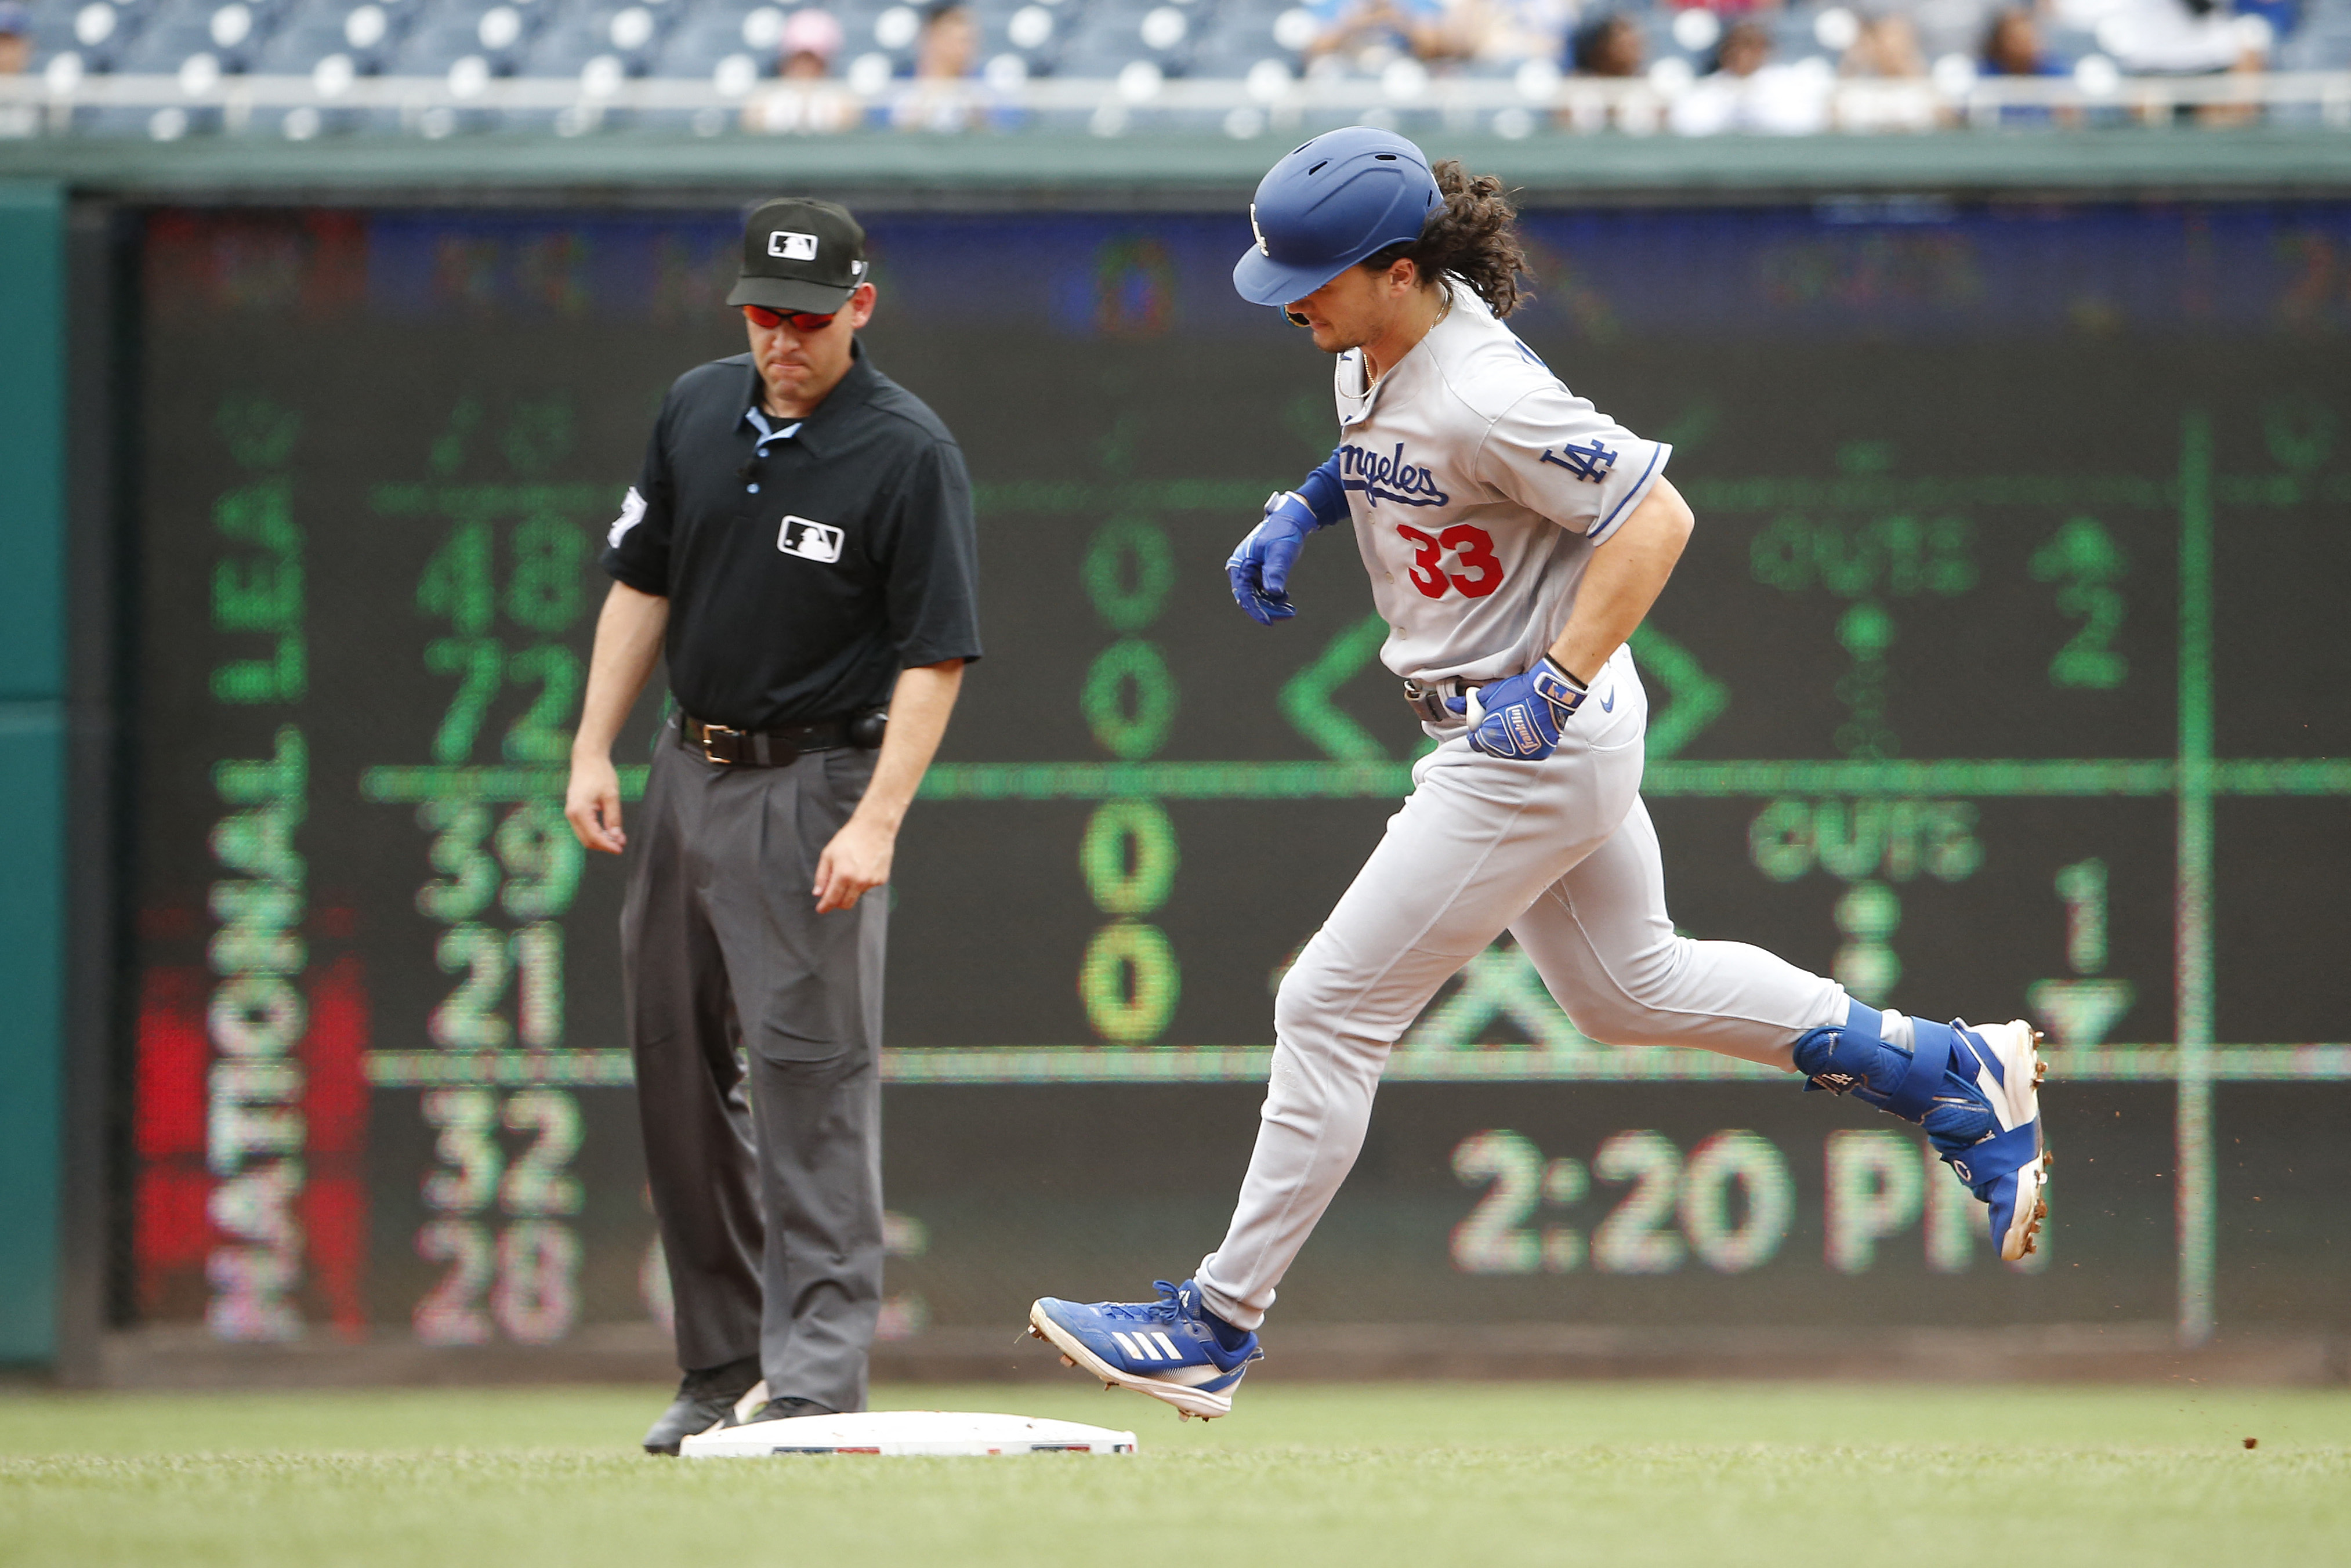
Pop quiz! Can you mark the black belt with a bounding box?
[680,712,864,767]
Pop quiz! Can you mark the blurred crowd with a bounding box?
[0,0,2339,139]
[743,0,2333,136]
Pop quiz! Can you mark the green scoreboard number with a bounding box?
[125,203,2350,1353]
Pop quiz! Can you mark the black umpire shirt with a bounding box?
[600,342,983,730]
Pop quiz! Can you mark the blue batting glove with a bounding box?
[1227,491,1323,625]
[1444,658,1589,761]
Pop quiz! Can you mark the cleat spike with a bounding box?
[1060,1355,1075,1367]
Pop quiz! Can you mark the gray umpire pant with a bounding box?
[620,726,887,1413]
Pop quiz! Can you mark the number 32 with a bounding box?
[1396,523,1503,600]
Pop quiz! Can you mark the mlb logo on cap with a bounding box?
[729,198,868,315]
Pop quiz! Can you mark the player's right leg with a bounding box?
[1512,795,2048,1262]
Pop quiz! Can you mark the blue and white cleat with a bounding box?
[1943,1018,2051,1262]
[1795,1005,2049,1262]
[1027,1279,1263,1420]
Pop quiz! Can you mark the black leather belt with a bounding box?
[680,713,858,767]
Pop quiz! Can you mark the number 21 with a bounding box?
[1396,523,1503,600]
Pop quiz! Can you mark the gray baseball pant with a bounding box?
[1196,646,1849,1330]
[620,728,888,1411]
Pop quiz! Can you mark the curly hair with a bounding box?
[1359,160,1533,318]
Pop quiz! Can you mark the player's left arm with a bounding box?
[1545,475,1693,686]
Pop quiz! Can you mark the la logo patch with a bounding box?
[778,515,844,563]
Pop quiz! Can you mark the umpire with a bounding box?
[565,197,980,1454]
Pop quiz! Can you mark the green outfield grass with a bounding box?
[4,1382,2347,1568]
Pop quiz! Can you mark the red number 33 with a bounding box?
[1396,523,1504,600]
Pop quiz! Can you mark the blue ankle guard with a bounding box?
[1792,1003,1955,1125]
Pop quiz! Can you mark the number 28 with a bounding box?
[1396,523,1503,600]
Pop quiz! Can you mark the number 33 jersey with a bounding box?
[1331,285,1671,683]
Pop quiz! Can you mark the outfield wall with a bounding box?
[4,133,2347,1381]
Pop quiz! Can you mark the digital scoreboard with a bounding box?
[124,201,2351,1356]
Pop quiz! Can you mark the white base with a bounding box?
[679,1410,1140,1458]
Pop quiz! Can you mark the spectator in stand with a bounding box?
[0,3,34,138]
[1570,11,1644,74]
[1303,0,1449,68]
[1716,17,1774,72]
[0,2,29,74]
[1670,17,1835,132]
[2060,0,2269,122]
[1984,3,2056,72]
[892,1,984,132]
[1845,10,1928,75]
[1422,0,1577,67]
[1836,8,1933,130]
[745,9,863,134]
[1562,12,1645,129]
[1980,5,2080,122]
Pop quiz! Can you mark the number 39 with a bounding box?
[1396,523,1504,600]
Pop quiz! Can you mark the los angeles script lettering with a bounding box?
[1340,443,1451,508]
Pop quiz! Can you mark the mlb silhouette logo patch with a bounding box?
[767,230,820,260]
[778,516,844,563]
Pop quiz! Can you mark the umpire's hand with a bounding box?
[566,754,628,853]
[814,814,893,913]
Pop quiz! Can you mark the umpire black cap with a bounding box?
[726,198,870,314]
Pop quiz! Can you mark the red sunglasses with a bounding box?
[743,303,840,331]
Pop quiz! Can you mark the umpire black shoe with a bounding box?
[744,1396,836,1424]
[642,1355,762,1455]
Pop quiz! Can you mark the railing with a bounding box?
[3,64,2349,138]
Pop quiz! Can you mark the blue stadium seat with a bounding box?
[24,0,140,74]
[1058,0,1208,76]
[114,10,224,71]
[389,0,537,72]
[651,3,760,76]
[519,3,670,74]
[1188,2,1305,77]
[252,14,361,68]
[986,0,1079,74]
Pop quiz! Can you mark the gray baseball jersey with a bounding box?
[1331,285,1671,683]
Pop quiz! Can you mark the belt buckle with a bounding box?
[1402,678,1452,725]
[697,722,744,765]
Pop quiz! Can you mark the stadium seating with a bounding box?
[9,0,2350,138]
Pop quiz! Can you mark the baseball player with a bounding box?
[1026,128,2049,1420]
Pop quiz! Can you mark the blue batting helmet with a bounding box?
[1231,126,1442,309]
